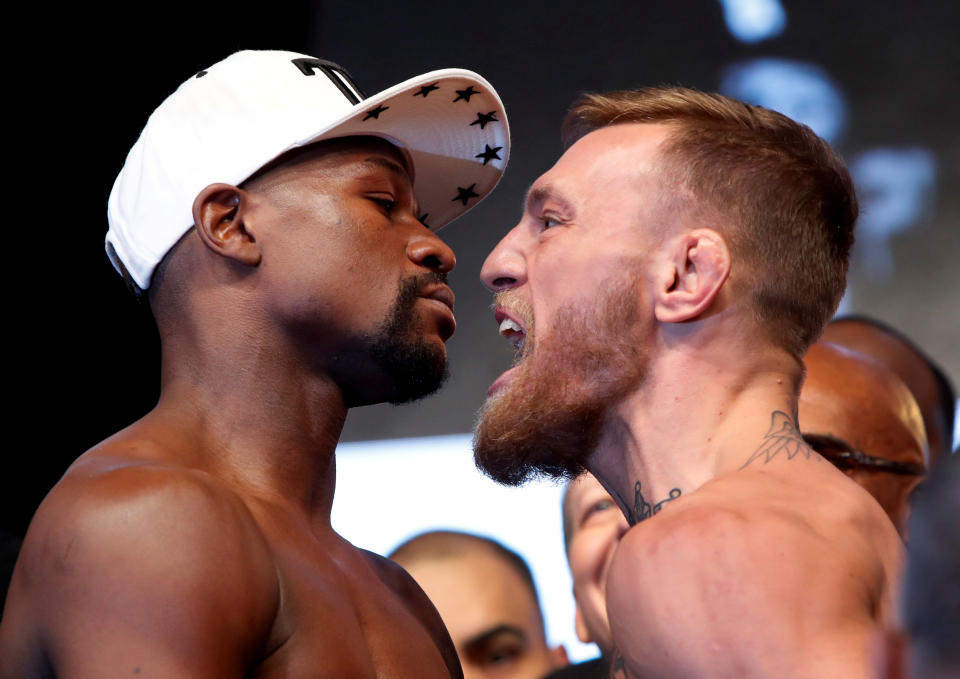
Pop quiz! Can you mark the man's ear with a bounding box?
[192,183,262,269]
[574,602,592,645]
[653,228,730,323]
[549,644,570,669]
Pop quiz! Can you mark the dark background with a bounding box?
[6,1,958,547]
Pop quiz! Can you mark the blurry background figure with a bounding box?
[716,0,786,43]
[800,341,928,535]
[873,451,960,679]
[719,57,847,144]
[847,150,937,283]
[545,473,629,678]
[390,531,568,679]
[718,56,939,295]
[823,316,956,463]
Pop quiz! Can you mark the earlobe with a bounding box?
[192,183,262,269]
[654,229,731,324]
[550,644,570,668]
[574,603,592,644]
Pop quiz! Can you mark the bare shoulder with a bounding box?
[607,469,899,678]
[363,551,463,679]
[1,446,279,677]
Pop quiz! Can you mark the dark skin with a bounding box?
[0,138,463,678]
[822,319,948,462]
[799,341,928,536]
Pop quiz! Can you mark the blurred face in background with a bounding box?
[401,546,568,679]
[799,341,928,535]
[563,472,629,656]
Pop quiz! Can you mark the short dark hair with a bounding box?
[562,87,857,358]
[389,530,545,626]
[902,451,960,674]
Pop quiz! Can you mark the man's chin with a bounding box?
[473,362,600,486]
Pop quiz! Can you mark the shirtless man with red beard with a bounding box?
[473,88,903,679]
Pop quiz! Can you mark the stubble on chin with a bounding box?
[369,272,450,405]
[473,277,649,486]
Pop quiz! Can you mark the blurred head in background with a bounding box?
[822,315,955,462]
[561,473,628,657]
[799,341,927,535]
[390,530,568,679]
[873,451,960,679]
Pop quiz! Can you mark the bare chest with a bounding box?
[252,534,455,678]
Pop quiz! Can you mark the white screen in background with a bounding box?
[332,433,598,662]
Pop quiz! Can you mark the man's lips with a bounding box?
[487,304,530,396]
[488,365,520,396]
[421,284,455,313]
[419,283,456,339]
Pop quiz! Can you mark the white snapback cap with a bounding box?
[106,50,510,289]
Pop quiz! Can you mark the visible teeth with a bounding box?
[499,318,523,335]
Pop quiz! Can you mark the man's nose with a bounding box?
[480,224,526,291]
[407,230,456,274]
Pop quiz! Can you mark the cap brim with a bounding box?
[293,69,510,231]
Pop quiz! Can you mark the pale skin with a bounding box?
[481,123,903,679]
[0,139,463,678]
[562,473,628,657]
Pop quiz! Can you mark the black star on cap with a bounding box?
[452,184,480,206]
[470,111,498,129]
[195,70,208,78]
[454,86,480,102]
[414,83,440,97]
[363,104,389,121]
[418,213,430,227]
[475,145,502,165]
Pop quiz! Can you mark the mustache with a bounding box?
[492,290,534,332]
[396,271,449,304]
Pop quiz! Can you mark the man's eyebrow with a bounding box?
[461,624,527,650]
[523,183,574,214]
[360,155,412,180]
[358,156,421,214]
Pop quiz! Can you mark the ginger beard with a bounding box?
[474,272,649,485]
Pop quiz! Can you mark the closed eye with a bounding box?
[581,498,616,525]
[370,196,397,213]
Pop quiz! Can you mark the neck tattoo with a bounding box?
[632,480,682,525]
[739,410,812,469]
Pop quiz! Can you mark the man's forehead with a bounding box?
[561,121,674,172]
[802,343,927,455]
[527,122,674,206]
[253,135,414,186]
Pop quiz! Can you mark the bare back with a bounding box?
[605,430,903,679]
[0,430,461,679]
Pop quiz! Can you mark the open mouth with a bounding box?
[495,307,528,360]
